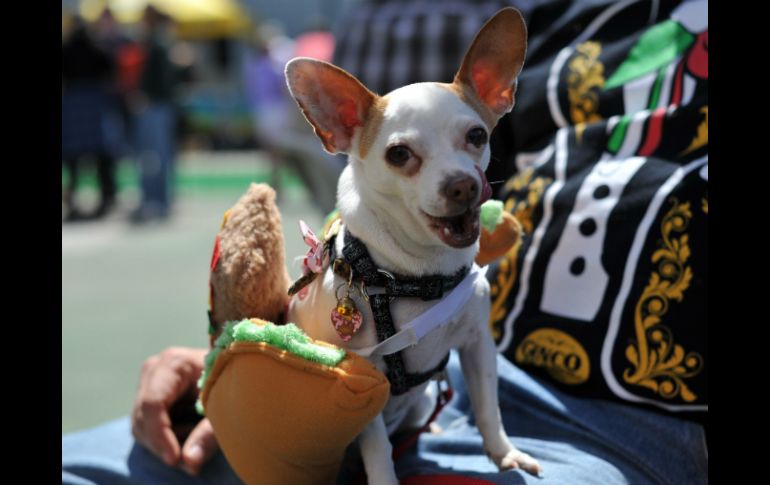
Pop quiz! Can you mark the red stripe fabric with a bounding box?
[671,60,685,106]
[638,107,666,156]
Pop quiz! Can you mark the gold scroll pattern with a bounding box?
[623,199,703,401]
[489,168,553,340]
[567,41,605,142]
[680,106,708,157]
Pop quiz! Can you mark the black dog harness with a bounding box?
[328,229,469,395]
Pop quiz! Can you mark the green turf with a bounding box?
[62,159,305,193]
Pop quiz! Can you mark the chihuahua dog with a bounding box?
[285,8,540,484]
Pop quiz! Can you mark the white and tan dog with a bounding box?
[285,8,541,483]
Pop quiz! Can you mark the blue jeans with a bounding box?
[134,103,175,215]
[62,353,707,484]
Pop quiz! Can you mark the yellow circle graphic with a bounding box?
[514,328,590,385]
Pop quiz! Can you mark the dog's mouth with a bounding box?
[423,207,481,248]
[422,167,491,248]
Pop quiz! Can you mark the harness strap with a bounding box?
[331,229,468,395]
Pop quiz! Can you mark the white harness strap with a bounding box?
[352,264,488,358]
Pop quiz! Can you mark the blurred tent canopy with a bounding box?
[78,0,251,39]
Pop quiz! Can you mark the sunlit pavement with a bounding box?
[62,150,328,434]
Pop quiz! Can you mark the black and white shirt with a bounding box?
[332,0,708,426]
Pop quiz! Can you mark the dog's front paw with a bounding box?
[492,448,542,476]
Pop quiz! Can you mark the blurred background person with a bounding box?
[61,15,119,221]
[93,8,138,164]
[292,16,334,69]
[129,5,179,223]
[242,23,293,202]
[275,17,342,214]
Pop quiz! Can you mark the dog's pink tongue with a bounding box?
[476,166,493,206]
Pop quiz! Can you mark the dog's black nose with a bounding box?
[443,174,479,208]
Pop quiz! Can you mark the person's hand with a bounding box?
[131,347,217,476]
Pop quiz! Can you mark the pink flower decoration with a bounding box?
[299,220,325,275]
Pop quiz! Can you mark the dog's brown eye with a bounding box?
[466,127,488,148]
[385,145,412,167]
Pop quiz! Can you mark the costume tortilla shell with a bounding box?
[199,319,390,485]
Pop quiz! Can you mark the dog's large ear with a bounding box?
[285,58,377,154]
[454,8,527,121]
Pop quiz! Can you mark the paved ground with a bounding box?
[62,150,329,434]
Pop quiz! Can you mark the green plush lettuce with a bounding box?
[196,319,346,415]
[480,200,504,233]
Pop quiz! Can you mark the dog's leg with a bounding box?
[358,413,399,485]
[458,303,542,476]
